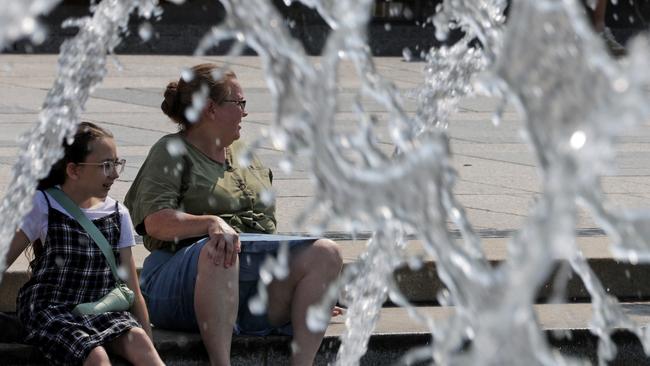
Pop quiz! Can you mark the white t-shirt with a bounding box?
[21,191,136,249]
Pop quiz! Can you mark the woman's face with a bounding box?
[212,79,247,146]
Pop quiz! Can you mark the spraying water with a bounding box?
[2,0,650,365]
[0,0,161,288]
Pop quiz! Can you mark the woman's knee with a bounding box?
[196,243,239,296]
[198,243,240,276]
[308,239,343,275]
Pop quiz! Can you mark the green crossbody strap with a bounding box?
[45,188,122,283]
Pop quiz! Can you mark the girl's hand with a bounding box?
[205,217,241,268]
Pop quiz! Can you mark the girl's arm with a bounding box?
[119,247,153,340]
[3,230,30,273]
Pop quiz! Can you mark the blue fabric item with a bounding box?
[140,234,316,335]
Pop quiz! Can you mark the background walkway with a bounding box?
[1,55,649,236]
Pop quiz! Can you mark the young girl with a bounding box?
[3,122,163,366]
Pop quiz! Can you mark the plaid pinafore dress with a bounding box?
[16,192,140,365]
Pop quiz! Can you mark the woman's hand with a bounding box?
[205,217,241,268]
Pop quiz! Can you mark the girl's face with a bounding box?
[75,137,120,199]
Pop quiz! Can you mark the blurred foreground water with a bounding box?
[2,0,650,364]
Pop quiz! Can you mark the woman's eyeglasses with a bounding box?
[223,99,247,110]
[77,159,126,176]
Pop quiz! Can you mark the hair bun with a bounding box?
[161,81,180,120]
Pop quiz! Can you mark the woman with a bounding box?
[125,64,343,366]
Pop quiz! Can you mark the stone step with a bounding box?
[2,235,647,311]
[2,302,650,365]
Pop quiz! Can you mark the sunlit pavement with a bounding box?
[2,55,650,364]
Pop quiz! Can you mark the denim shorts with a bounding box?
[139,233,316,335]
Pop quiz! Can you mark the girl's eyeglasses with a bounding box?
[77,159,126,176]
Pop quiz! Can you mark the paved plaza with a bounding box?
[2,55,650,237]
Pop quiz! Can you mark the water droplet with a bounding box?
[403,7,413,20]
[138,22,153,41]
[260,189,275,205]
[185,84,209,123]
[117,265,128,281]
[271,130,288,150]
[384,23,391,31]
[491,112,502,126]
[291,340,300,355]
[613,77,629,92]
[388,3,403,17]
[570,130,586,150]
[628,251,639,265]
[21,18,36,34]
[407,256,423,270]
[378,206,392,219]
[278,158,293,175]
[402,47,413,61]
[181,68,195,82]
[248,296,266,315]
[165,139,187,156]
[306,305,330,332]
[238,149,252,166]
[543,22,555,34]
[450,208,461,220]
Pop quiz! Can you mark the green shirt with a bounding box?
[124,133,276,252]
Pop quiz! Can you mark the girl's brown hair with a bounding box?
[161,63,237,130]
[37,121,114,190]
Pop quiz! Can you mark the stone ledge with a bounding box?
[3,302,650,365]
[4,236,650,311]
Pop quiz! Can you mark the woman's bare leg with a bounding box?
[108,327,164,365]
[266,239,343,366]
[195,245,239,366]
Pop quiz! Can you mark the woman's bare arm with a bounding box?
[144,209,240,267]
[144,208,224,241]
